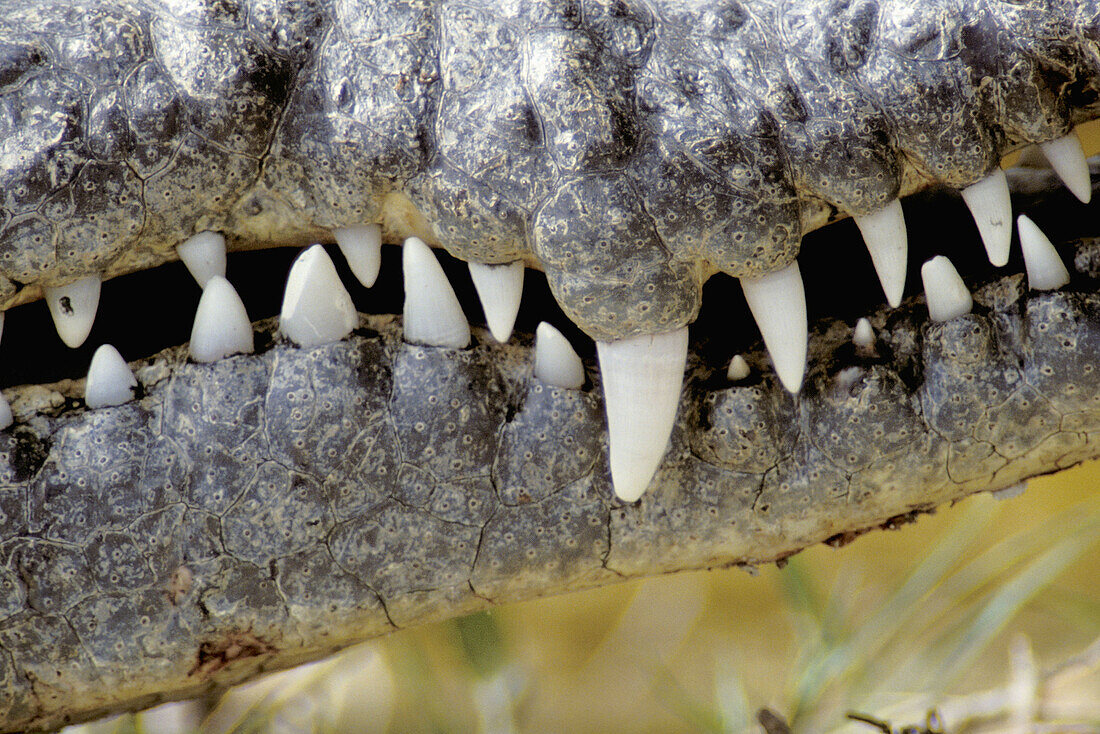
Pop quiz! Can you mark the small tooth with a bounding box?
[85,344,138,409]
[177,231,227,287]
[44,275,101,348]
[1016,215,1070,291]
[920,256,972,322]
[189,275,254,363]
[739,262,808,393]
[0,311,5,345]
[852,318,875,350]
[0,392,11,430]
[469,261,524,343]
[854,200,908,308]
[727,354,750,382]
[596,327,688,503]
[961,169,1013,267]
[402,237,470,349]
[534,322,585,389]
[334,224,382,287]
[280,245,358,348]
[1040,133,1092,203]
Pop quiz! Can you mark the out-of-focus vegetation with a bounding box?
[71,459,1100,734]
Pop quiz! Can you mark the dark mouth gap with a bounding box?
[0,166,1093,392]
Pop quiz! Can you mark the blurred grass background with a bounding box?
[73,459,1100,733]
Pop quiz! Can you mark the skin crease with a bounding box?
[0,1,1099,730]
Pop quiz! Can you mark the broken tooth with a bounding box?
[534,322,585,389]
[1040,133,1092,204]
[402,237,470,349]
[854,200,908,308]
[44,275,101,349]
[739,262,808,393]
[961,169,1013,267]
[727,354,750,382]
[280,245,358,348]
[334,224,382,288]
[920,256,972,322]
[85,344,138,409]
[469,261,524,343]
[177,231,227,287]
[189,275,254,363]
[1017,215,1070,291]
[596,327,688,503]
[853,318,875,350]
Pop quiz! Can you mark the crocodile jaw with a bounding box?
[3,1,1100,730]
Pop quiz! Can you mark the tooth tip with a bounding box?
[855,200,908,308]
[85,344,139,409]
[534,322,585,389]
[609,464,651,503]
[280,244,358,348]
[853,318,875,350]
[961,169,1013,267]
[920,256,973,322]
[402,237,471,349]
[190,275,254,363]
[469,261,524,343]
[740,262,808,394]
[44,275,102,349]
[727,354,750,382]
[1016,214,1070,291]
[335,224,382,287]
[177,231,227,287]
[1041,134,1092,204]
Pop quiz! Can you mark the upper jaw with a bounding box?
[3,0,1100,504]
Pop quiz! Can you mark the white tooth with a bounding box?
[1040,133,1092,204]
[596,327,688,503]
[739,262,808,393]
[469,261,524,343]
[0,391,11,430]
[189,275,254,363]
[280,245,358,348]
[334,224,382,287]
[854,200,908,308]
[177,231,226,287]
[853,318,875,350]
[961,169,1013,267]
[85,344,138,409]
[727,354,750,382]
[920,256,972,323]
[44,275,101,349]
[402,237,470,349]
[1016,215,1070,291]
[534,322,585,389]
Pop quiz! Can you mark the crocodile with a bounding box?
[1,0,1100,730]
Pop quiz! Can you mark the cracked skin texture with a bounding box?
[2,0,1100,730]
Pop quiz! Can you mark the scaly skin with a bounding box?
[1,1,1100,730]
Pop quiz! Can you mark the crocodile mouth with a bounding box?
[7,2,1100,730]
[1,152,1096,387]
[2,149,1097,491]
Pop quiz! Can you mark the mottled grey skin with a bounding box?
[2,1,1100,731]
[2,0,1099,337]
